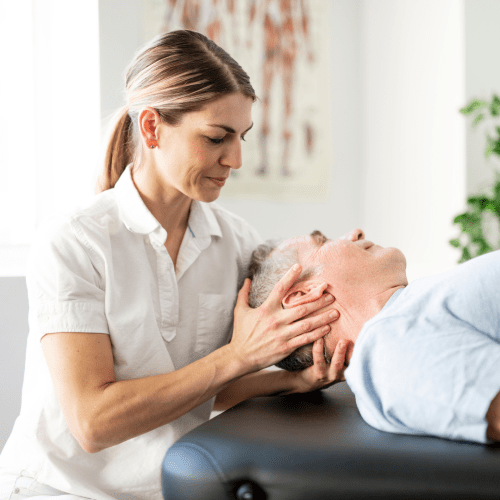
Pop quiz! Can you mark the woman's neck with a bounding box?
[131,163,191,234]
[131,164,192,266]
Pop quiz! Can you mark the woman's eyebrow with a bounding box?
[207,123,254,134]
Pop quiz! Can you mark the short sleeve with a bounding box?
[26,215,109,339]
[236,222,263,290]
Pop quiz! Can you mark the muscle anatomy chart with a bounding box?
[144,0,331,201]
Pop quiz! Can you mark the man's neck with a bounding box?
[332,285,406,344]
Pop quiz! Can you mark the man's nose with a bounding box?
[342,228,365,242]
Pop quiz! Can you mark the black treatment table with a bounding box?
[161,383,500,500]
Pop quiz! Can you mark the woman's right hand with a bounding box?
[228,264,339,372]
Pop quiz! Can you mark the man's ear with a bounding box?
[282,283,329,309]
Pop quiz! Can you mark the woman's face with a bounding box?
[153,92,254,202]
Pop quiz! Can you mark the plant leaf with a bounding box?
[460,100,488,115]
[467,196,490,210]
[472,113,485,127]
[485,140,494,158]
[460,246,472,263]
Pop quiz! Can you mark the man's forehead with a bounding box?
[276,231,329,253]
[276,235,313,252]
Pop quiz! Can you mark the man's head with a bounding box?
[248,229,408,371]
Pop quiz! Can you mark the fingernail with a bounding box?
[325,294,334,302]
[329,310,338,319]
[292,264,300,271]
[322,325,330,333]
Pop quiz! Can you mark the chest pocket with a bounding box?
[195,293,235,358]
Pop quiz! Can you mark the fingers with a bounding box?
[236,278,251,308]
[286,323,330,351]
[286,307,339,341]
[310,339,348,384]
[329,340,348,381]
[287,292,335,324]
[265,264,302,309]
[311,338,328,376]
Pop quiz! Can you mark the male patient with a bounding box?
[247,229,500,444]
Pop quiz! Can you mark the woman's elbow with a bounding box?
[71,416,108,454]
[79,439,103,454]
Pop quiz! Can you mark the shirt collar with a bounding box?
[114,165,161,234]
[382,287,405,311]
[188,200,222,239]
[114,165,222,239]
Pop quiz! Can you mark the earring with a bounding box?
[147,139,157,149]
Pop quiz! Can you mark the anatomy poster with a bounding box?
[144,0,331,201]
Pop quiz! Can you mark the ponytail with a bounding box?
[96,106,134,193]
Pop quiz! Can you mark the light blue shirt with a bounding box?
[345,250,500,443]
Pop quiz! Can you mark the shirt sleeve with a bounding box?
[237,222,263,288]
[27,214,109,340]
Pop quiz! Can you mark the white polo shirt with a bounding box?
[0,166,261,500]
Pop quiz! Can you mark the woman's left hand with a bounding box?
[292,338,349,393]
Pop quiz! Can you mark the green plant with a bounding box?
[450,94,500,262]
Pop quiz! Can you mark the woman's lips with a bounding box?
[208,177,227,187]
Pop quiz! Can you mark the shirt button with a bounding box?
[14,488,20,494]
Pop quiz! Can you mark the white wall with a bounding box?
[359,0,466,281]
[465,0,500,195]
[99,0,143,127]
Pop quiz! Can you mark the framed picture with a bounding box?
[144,0,331,201]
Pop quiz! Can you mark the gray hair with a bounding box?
[247,237,324,372]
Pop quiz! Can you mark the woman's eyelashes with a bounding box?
[208,136,225,145]
[206,134,247,145]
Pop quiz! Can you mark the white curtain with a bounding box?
[0,0,100,276]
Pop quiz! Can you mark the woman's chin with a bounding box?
[194,188,221,203]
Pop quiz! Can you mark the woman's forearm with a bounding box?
[88,345,246,452]
[43,336,245,454]
[213,368,299,412]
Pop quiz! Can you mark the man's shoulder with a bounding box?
[346,266,500,443]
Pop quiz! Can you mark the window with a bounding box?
[0,0,100,276]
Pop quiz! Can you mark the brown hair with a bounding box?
[96,30,257,193]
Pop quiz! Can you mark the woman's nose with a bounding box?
[219,140,242,170]
[343,228,365,242]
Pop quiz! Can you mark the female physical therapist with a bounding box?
[0,30,346,500]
